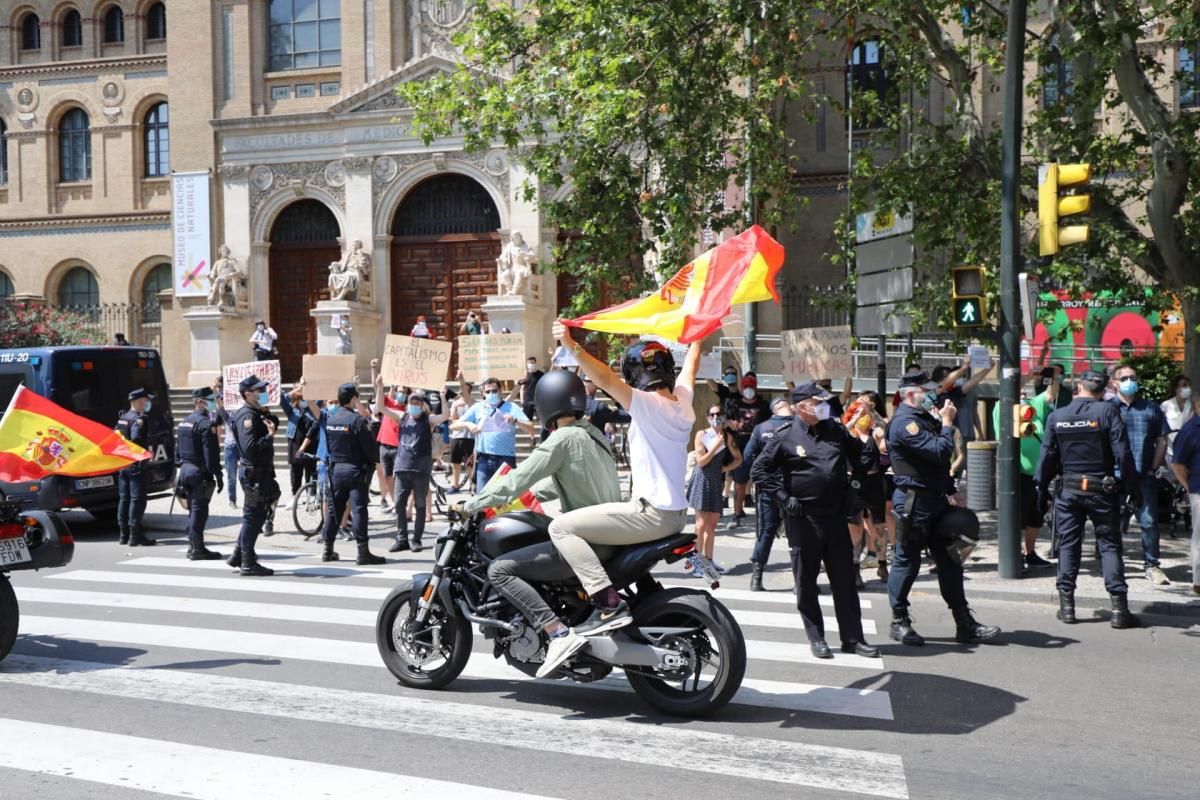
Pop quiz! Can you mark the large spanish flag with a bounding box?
[0,386,150,482]
[565,225,784,344]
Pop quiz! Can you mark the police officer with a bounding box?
[115,388,156,547]
[1034,370,1139,628]
[751,381,879,659]
[887,368,1000,646]
[229,375,280,577]
[321,382,386,565]
[175,387,224,560]
[742,395,794,591]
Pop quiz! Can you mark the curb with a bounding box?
[955,583,1200,619]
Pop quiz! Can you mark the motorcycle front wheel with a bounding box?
[376,582,472,689]
[626,589,746,717]
[0,575,18,663]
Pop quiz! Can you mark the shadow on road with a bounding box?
[8,635,146,669]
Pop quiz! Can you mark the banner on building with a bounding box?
[380,335,452,391]
[458,333,526,383]
[781,326,853,383]
[172,171,212,298]
[222,360,281,410]
[301,354,356,405]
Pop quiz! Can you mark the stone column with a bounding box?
[481,294,553,364]
[183,305,256,386]
[373,232,394,344]
[249,241,271,323]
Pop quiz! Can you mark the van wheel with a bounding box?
[0,576,18,663]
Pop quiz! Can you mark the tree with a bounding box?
[0,302,105,348]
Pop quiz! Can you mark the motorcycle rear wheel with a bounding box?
[376,583,472,689]
[625,589,746,717]
[0,575,18,663]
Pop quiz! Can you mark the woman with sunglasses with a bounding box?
[686,406,743,576]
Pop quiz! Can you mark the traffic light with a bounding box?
[1038,162,1091,256]
[1012,402,1038,438]
[952,265,987,328]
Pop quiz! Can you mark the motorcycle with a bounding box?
[376,509,747,717]
[0,494,75,663]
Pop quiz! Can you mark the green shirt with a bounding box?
[464,422,622,514]
[994,391,1051,476]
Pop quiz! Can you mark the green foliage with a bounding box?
[0,302,105,348]
[1118,352,1180,404]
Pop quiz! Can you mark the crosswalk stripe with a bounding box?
[17,616,893,719]
[0,655,908,798]
[17,585,882,670]
[51,569,391,600]
[0,717,557,800]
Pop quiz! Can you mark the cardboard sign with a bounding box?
[380,334,452,391]
[458,333,527,383]
[222,360,281,410]
[780,326,853,383]
[301,354,356,404]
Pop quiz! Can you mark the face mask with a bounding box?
[855,414,873,432]
[723,374,737,386]
[486,392,502,407]
[206,400,217,414]
[395,392,408,404]
[527,364,537,373]
[407,404,424,417]
[1180,387,1192,400]
[708,416,724,428]
[143,402,152,414]
[741,388,756,400]
[811,401,831,421]
[258,391,270,406]
[1118,379,1138,396]
[921,393,936,412]
[297,400,307,410]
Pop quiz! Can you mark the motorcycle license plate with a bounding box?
[75,475,114,490]
[0,536,31,566]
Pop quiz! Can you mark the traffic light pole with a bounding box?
[996,0,1027,580]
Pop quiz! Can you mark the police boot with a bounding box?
[388,534,410,553]
[356,542,386,566]
[118,527,130,546]
[322,537,340,563]
[889,614,925,646]
[226,547,242,569]
[128,526,157,547]
[239,551,275,577]
[187,538,223,561]
[952,606,1001,644]
[749,563,764,592]
[1109,593,1139,629]
[1056,591,1076,624]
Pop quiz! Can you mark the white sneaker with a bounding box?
[1146,566,1172,586]
[535,630,587,678]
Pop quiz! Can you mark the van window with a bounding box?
[0,372,27,411]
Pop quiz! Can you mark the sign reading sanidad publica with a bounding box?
[380,334,452,391]
[780,326,853,384]
[458,333,526,383]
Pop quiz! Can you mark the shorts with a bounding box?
[379,445,398,477]
[1019,473,1043,529]
[853,474,887,524]
[450,438,475,465]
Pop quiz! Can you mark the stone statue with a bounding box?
[207,245,247,308]
[328,240,370,302]
[496,231,536,296]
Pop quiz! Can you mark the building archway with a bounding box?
[268,198,341,379]
[390,173,501,343]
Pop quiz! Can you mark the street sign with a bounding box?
[854,304,912,336]
[855,209,914,244]
[856,268,913,307]
[854,236,914,275]
[954,296,986,327]
[1018,272,1040,340]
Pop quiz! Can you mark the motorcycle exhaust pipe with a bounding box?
[455,599,521,633]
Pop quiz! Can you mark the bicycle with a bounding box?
[291,458,328,539]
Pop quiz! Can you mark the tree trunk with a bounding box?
[1182,294,1200,383]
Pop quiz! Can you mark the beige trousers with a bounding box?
[548,499,688,595]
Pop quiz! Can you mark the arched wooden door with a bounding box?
[268,199,340,380]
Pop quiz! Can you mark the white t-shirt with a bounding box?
[629,383,695,510]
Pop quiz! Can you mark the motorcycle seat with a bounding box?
[603,531,696,586]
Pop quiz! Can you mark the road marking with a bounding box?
[0,655,908,797]
[17,616,893,719]
[16,587,882,670]
[0,717,557,800]
[121,556,418,579]
[657,579,876,609]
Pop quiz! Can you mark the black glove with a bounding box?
[216,475,225,494]
[782,497,803,517]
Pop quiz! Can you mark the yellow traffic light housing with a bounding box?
[1038,162,1091,256]
[1013,402,1038,438]
[952,266,987,328]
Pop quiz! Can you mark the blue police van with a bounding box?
[0,346,175,519]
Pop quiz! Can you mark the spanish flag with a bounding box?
[482,462,545,519]
[0,386,150,482]
[566,225,784,344]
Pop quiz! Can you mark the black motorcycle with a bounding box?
[376,509,746,717]
[0,496,75,663]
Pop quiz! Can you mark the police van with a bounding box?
[0,346,175,519]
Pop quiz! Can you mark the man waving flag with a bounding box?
[0,386,150,482]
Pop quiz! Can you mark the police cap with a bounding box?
[238,375,269,394]
[191,387,215,400]
[899,368,938,391]
[337,382,359,405]
[128,387,155,401]
[1079,369,1107,392]
[790,381,833,403]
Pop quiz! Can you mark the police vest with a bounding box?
[115,410,148,448]
[176,411,208,468]
[1051,400,1114,476]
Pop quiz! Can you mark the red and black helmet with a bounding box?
[621,341,677,391]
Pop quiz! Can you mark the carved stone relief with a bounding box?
[249,161,346,220]
[370,152,510,210]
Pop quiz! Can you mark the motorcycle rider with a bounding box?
[115,388,155,547]
[458,369,623,677]
[550,320,701,635]
[321,382,387,565]
[175,387,224,560]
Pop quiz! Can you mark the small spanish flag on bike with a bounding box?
[0,386,150,482]
[565,225,784,344]
[482,462,545,518]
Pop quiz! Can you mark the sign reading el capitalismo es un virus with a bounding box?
[380,335,452,391]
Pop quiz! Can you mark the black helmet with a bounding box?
[934,506,981,565]
[534,369,588,428]
[621,341,676,392]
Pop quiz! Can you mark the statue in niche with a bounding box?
[328,240,371,302]
[496,231,536,297]
[207,245,247,308]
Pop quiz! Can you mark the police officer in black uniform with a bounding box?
[175,387,224,561]
[886,368,1000,646]
[743,396,794,591]
[321,382,386,566]
[115,388,156,547]
[751,381,879,659]
[1034,369,1139,628]
[229,375,280,577]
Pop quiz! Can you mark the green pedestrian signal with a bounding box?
[951,266,987,328]
[954,296,986,327]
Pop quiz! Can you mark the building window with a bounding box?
[269,0,341,71]
[144,102,169,177]
[1042,33,1074,109]
[145,2,166,40]
[57,267,99,308]
[847,40,890,129]
[1181,45,1199,109]
[140,263,171,321]
[62,9,82,47]
[59,108,92,183]
[0,120,7,187]
[21,13,41,51]
[0,272,13,300]
[103,6,125,44]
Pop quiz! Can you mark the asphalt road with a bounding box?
[0,496,1196,800]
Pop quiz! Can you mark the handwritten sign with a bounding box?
[459,333,527,383]
[302,354,356,404]
[781,326,853,384]
[222,360,281,410]
[968,344,992,372]
[551,344,578,369]
[380,334,452,391]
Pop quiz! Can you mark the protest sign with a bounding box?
[968,344,992,372]
[551,344,579,369]
[222,360,281,410]
[458,333,527,383]
[780,326,853,383]
[301,354,356,404]
[380,334,452,391]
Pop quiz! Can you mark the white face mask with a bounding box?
[741,387,755,400]
[811,401,831,421]
[1180,387,1192,400]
